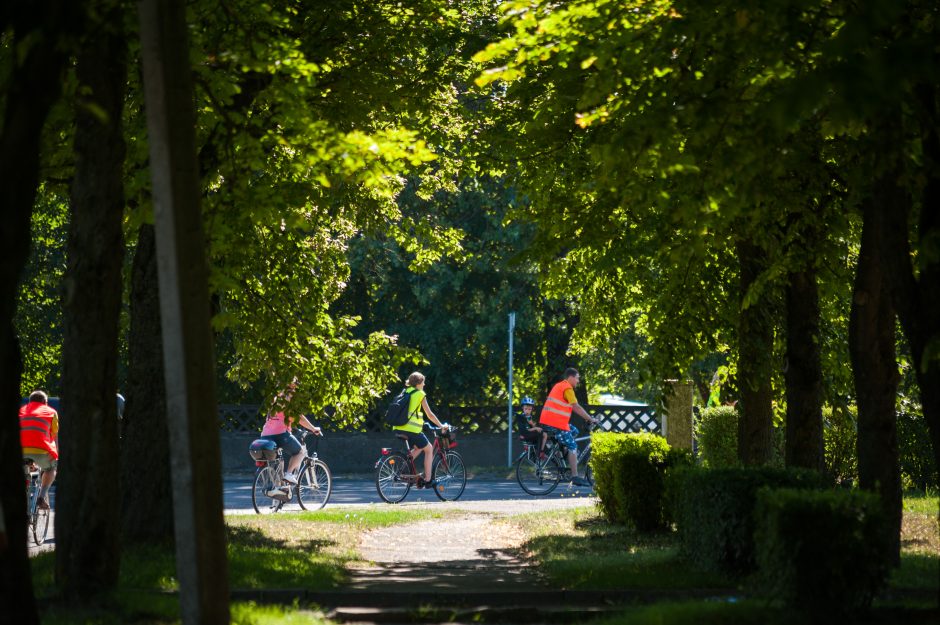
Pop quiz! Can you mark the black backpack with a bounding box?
[384,388,416,427]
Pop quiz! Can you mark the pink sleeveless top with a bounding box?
[261,412,290,436]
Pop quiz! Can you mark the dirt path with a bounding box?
[347,498,597,593]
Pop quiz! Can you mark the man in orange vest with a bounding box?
[539,368,598,486]
[20,390,59,509]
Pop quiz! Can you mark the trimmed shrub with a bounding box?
[591,432,691,531]
[754,487,890,616]
[695,406,739,468]
[674,466,829,576]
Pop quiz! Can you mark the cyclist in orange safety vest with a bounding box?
[20,390,59,510]
[538,368,598,487]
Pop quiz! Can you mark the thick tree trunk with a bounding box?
[139,0,230,620]
[888,90,940,497]
[849,193,902,565]
[121,224,174,544]
[56,13,127,596]
[0,3,83,619]
[736,240,775,466]
[785,266,824,471]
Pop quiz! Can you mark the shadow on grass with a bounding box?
[520,522,735,592]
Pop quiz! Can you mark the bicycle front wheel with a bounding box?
[297,459,332,511]
[32,506,50,545]
[375,452,411,504]
[516,453,562,495]
[432,450,467,501]
[252,466,283,514]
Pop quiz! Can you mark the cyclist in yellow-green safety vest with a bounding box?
[393,371,450,488]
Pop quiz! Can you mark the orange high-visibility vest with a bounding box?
[539,381,574,430]
[19,402,58,459]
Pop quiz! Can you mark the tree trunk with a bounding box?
[785,265,824,471]
[849,192,902,566]
[879,94,940,583]
[121,224,174,544]
[0,3,83,618]
[56,12,127,596]
[889,88,940,498]
[138,0,230,620]
[736,240,775,466]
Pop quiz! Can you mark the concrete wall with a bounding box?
[222,431,518,474]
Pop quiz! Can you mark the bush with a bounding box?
[695,406,739,469]
[591,432,692,531]
[754,487,890,617]
[823,405,857,485]
[673,466,829,576]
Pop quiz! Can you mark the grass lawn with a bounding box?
[32,507,447,624]
[887,492,939,602]
[498,507,735,591]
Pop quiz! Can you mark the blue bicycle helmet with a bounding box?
[521,396,535,406]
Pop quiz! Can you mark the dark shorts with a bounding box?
[398,431,431,450]
[519,429,543,446]
[261,431,303,458]
[542,424,579,452]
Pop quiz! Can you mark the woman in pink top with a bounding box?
[260,382,321,484]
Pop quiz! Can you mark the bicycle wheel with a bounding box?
[375,452,411,504]
[516,453,562,495]
[297,458,332,511]
[432,450,467,501]
[582,451,594,486]
[32,506,50,545]
[252,466,283,514]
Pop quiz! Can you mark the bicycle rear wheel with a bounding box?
[375,452,411,503]
[252,466,283,514]
[516,453,562,495]
[432,450,467,501]
[297,458,332,510]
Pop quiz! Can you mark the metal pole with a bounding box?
[508,311,515,466]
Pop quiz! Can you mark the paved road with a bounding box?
[225,476,598,514]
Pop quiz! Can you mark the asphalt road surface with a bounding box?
[224,476,597,514]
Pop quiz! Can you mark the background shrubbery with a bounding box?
[591,432,692,532]
[698,403,936,492]
[695,407,739,469]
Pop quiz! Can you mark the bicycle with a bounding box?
[249,428,332,514]
[375,424,467,503]
[23,460,51,546]
[515,422,594,496]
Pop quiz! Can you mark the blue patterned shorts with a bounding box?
[542,424,579,452]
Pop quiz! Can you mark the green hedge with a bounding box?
[754,487,890,616]
[591,432,692,531]
[695,406,739,468]
[672,466,829,576]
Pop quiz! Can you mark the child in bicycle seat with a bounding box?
[518,397,548,458]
